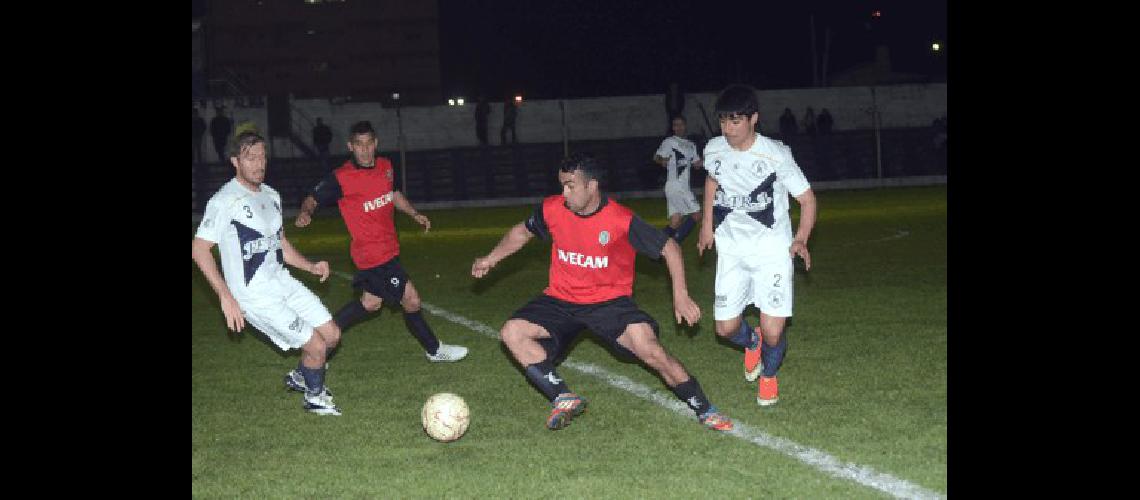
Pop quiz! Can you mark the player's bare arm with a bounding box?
[279,232,330,282]
[191,237,245,332]
[393,191,431,232]
[697,175,719,256]
[660,238,701,325]
[654,154,669,167]
[790,188,818,271]
[471,222,534,278]
[295,195,319,228]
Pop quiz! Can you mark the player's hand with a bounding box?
[697,226,715,256]
[295,211,312,228]
[789,240,811,271]
[220,294,244,333]
[412,213,431,232]
[311,261,330,282]
[692,158,703,168]
[673,294,701,326]
[471,256,495,278]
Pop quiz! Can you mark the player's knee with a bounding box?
[637,343,671,369]
[303,336,327,358]
[763,330,784,347]
[714,323,737,337]
[499,321,529,346]
[322,325,341,348]
[361,296,383,312]
[402,295,421,312]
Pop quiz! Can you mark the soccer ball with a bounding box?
[421,392,470,442]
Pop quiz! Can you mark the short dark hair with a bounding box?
[671,115,686,123]
[349,120,376,137]
[715,84,759,119]
[227,131,265,158]
[559,152,606,187]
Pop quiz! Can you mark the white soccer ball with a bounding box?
[421,392,470,442]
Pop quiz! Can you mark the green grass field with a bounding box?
[192,185,947,498]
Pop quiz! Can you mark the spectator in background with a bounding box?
[501,97,518,145]
[778,108,797,138]
[193,108,207,164]
[475,96,490,147]
[665,82,685,136]
[312,117,333,168]
[932,115,947,150]
[802,107,817,136]
[210,106,232,163]
[817,108,833,135]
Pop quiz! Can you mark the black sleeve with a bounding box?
[628,215,668,259]
[523,203,551,241]
[310,172,342,206]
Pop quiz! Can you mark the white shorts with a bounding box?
[713,249,794,320]
[664,184,699,218]
[239,274,333,350]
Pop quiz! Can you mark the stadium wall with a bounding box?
[194,83,946,158]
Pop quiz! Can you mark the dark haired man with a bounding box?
[472,153,733,432]
[697,85,817,407]
[293,121,468,392]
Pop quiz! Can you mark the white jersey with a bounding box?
[194,178,290,304]
[655,135,701,189]
[703,133,810,256]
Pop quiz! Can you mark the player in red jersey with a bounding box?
[292,121,467,391]
[471,153,732,432]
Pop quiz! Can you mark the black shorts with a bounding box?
[509,294,659,361]
[351,257,410,304]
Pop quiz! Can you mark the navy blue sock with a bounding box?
[403,310,441,355]
[524,360,570,402]
[298,363,326,396]
[670,378,713,417]
[334,299,370,332]
[761,334,788,377]
[662,225,677,238]
[727,319,756,348]
[673,216,697,242]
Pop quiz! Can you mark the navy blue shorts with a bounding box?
[509,294,660,361]
[351,257,410,305]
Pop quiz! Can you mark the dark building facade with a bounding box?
[203,0,441,105]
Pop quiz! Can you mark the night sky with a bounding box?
[194,0,947,100]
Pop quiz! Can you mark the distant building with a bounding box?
[201,0,441,105]
[828,45,929,87]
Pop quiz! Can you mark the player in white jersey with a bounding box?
[696,85,817,407]
[653,115,703,243]
[192,131,344,416]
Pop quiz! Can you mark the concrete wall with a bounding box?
[193,83,945,159]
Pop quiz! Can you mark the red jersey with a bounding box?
[316,158,399,269]
[537,195,641,304]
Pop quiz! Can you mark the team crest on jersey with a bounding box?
[598,230,610,246]
[768,290,784,309]
[386,169,394,181]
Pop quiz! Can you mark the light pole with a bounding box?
[393,92,407,194]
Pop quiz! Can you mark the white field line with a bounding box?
[329,270,943,499]
[841,229,912,247]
